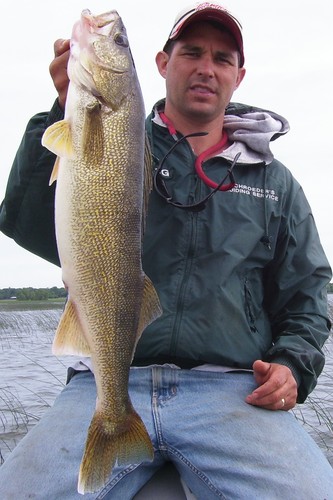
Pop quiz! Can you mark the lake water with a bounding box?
[1,297,333,466]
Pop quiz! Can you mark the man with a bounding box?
[0,3,333,499]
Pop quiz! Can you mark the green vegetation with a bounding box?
[1,283,331,301]
[0,287,66,301]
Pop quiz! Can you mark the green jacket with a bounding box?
[0,99,331,402]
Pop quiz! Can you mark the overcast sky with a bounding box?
[0,0,332,288]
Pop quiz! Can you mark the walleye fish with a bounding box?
[42,9,161,494]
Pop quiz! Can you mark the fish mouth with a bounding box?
[71,10,131,76]
[81,9,119,34]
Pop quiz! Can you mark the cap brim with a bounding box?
[167,7,244,66]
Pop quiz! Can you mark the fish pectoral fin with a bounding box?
[78,407,154,494]
[82,101,104,163]
[137,275,162,340]
[49,157,60,186]
[52,299,91,356]
[42,119,74,158]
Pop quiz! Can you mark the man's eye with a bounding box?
[185,51,200,57]
[216,56,231,64]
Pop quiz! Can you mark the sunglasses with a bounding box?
[153,132,240,212]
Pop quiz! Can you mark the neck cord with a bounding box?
[159,112,235,192]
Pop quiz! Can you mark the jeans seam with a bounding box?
[168,447,227,499]
[96,464,139,499]
[151,367,169,455]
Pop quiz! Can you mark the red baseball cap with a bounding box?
[164,2,244,67]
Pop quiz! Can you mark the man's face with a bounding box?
[157,21,245,125]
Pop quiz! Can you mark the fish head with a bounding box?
[69,10,137,110]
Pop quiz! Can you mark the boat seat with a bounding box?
[134,462,190,499]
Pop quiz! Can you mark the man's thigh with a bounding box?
[160,370,333,499]
[0,371,98,500]
[0,368,170,500]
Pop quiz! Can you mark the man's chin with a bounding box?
[186,104,221,122]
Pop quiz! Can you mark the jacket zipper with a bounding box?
[170,171,201,356]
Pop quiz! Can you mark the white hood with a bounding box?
[222,110,290,165]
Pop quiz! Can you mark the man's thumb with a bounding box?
[253,359,271,374]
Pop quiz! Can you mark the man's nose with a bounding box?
[196,55,215,77]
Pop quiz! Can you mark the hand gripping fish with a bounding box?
[42,10,162,494]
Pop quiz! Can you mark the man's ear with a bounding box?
[235,67,246,90]
[155,51,169,79]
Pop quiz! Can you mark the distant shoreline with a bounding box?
[0,299,65,312]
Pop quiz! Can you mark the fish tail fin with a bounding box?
[77,407,154,494]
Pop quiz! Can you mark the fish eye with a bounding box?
[114,33,129,48]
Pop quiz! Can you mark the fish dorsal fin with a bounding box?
[52,299,91,356]
[141,135,153,236]
[49,156,60,186]
[136,275,162,343]
[42,119,74,158]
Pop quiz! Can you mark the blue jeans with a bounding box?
[0,367,333,499]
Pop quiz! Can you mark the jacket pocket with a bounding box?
[244,278,259,333]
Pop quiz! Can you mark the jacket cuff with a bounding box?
[269,356,302,388]
[46,99,65,126]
